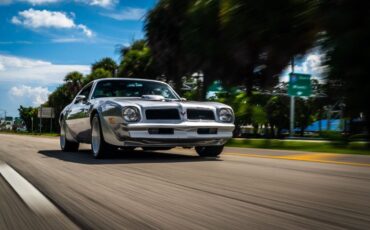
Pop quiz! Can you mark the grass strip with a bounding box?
[226,138,370,155]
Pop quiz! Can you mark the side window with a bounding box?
[75,84,92,103]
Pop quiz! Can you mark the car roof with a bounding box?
[93,78,166,84]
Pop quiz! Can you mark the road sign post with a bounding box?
[288,71,312,137]
[288,73,312,97]
[290,96,295,137]
[38,107,55,133]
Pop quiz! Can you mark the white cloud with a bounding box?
[77,24,93,37]
[2,0,118,7]
[102,7,146,20]
[0,54,90,115]
[11,9,93,37]
[20,0,60,4]
[281,52,326,82]
[51,37,83,43]
[0,54,90,84]
[9,85,50,106]
[87,0,117,8]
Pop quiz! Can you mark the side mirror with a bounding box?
[180,97,187,101]
[75,95,86,103]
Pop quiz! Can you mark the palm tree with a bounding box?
[117,40,160,79]
[92,57,118,77]
[145,0,194,90]
[64,71,84,97]
[145,0,320,98]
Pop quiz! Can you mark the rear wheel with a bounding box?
[195,145,224,157]
[60,120,79,152]
[91,114,114,158]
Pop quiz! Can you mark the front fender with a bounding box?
[93,101,124,146]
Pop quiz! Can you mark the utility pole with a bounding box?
[290,58,295,137]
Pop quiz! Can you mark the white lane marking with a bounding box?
[0,161,61,215]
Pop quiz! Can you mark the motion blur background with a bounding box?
[0,0,369,152]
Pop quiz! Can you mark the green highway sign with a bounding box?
[288,73,312,97]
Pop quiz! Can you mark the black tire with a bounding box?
[195,145,224,157]
[60,120,79,152]
[91,114,115,158]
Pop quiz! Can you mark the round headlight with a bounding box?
[219,108,233,122]
[122,107,140,122]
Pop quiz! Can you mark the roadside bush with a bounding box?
[319,131,344,141]
[348,134,369,141]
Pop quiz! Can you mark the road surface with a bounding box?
[0,134,369,229]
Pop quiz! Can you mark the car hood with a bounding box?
[110,98,231,110]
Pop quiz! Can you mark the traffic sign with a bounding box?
[38,107,55,118]
[288,73,311,97]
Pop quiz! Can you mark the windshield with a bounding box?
[91,80,179,100]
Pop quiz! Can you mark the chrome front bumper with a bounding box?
[113,121,235,147]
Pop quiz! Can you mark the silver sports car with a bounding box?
[59,78,235,158]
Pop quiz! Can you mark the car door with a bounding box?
[65,83,93,142]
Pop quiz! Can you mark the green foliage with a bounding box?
[251,105,267,126]
[320,0,370,136]
[182,90,198,101]
[64,71,84,97]
[145,1,193,85]
[92,57,117,77]
[117,40,159,79]
[146,0,319,96]
[85,68,112,84]
[214,90,248,125]
[295,98,314,136]
[319,131,345,141]
[348,134,369,141]
[227,139,370,155]
[18,106,38,132]
[265,96,289,135]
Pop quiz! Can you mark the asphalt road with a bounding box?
[0,134,370,230]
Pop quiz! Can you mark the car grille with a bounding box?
[145,109,180,120]
[187,109,215,120]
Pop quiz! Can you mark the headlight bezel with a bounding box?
[122,106,141,123]
[218,108,234,123]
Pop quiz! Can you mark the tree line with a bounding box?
[18,0,370,139]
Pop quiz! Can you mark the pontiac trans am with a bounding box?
[59,78,235,158]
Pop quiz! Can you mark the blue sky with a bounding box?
[0,0,156,116]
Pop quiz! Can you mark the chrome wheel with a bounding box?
[60,119,79,152]
[91,116,101,157]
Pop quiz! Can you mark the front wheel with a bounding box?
[195,145,224,157]
[91,114,114,158]
[60,120,79,152]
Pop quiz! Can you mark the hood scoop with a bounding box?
[141,95,165,101]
